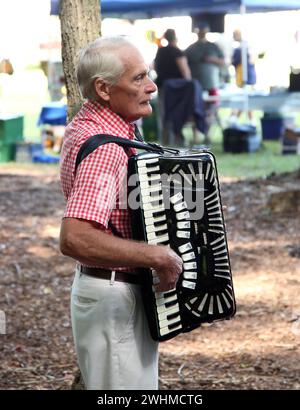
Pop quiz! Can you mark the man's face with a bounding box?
[108,45,157,122]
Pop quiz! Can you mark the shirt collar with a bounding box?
[87,100,136,140]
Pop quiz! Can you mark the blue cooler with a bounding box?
[261,113,284,140]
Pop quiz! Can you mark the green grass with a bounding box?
[213,140,300,179]
[182,114,300,179]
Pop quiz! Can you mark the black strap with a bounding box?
[75,134,164,174]
[74,133,179,239]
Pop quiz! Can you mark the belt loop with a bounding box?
[77,264,82,277]
[110,270,116,286]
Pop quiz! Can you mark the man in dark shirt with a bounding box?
[154,28,191,89]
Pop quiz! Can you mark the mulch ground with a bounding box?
[0,164,299,390]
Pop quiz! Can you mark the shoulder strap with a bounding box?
[74,133,164,239]
[75,134,164,174]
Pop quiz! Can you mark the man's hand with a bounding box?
[152,246,183,293]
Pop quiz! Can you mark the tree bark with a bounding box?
[59,0,101,120]
[59,0,102,390]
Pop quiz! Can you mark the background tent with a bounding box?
[51,1,300,18]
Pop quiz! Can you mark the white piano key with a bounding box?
[145,215,166,226]
[139,173,161,183]
[155,294,178,306]
[143,202,165,212]
[145,223,168,234]
[159,315,181,329]
[176,230,190,239]
[203,233,207,245]
[140,180,161,190]
[178,242,193,254]
[181,252,195,262]
[157,305,179,318]
[159,323,182,336]
[173,201,187,213]
[213,249,228,256]
[177,221,190,230]
[137,158,159,167]
[176,211,190,221]
[157,304,179,319]
[137,165,160,174]
[147,230,169,241]
[182,280,196,290]
[143,207,165,219]
[170,192,183,204]
[141,194,163,204]
[183,271,197,280]
[183,262,197,270]
[148,234,169,245]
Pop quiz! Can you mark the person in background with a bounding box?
[154,28,191,89]
[59,36,183,390]
[231,29,257,122]
[185,22,225,93]
[153,29,191,144]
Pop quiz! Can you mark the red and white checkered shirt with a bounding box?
[60,100,137,271]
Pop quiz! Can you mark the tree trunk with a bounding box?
[59,0,102,390]
[59,0,101,120]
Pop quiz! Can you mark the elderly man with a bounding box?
[59,36,183,390]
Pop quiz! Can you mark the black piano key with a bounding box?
[168,320,182,331]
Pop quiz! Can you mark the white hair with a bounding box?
[76,36,134,100]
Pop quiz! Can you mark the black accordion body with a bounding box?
[128,150,236,342]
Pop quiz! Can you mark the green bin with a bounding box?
[0,114,24,143]
[0,141,15,162]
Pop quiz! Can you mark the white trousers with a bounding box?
[71,270,159,390]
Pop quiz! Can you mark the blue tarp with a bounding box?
[51,1,300,18]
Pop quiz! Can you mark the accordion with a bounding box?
[128,150,236,342]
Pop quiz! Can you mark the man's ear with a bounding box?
[94,78,110,101]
